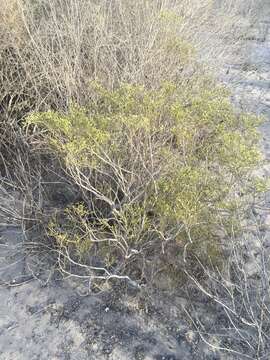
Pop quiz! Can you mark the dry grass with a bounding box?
[0,0,26,45]
[0,0,209,112]
[0,0,261,116]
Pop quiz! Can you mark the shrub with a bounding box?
[0,0,265,285]
[26,80,262,282]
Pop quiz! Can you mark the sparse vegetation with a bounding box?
[0,1,269,358]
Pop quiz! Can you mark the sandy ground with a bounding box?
[0,222,209,360]
[0,7,270,360]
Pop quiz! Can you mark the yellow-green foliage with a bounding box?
[27,106,110,167]
[27,80,262,271]
[48,203,94,260]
